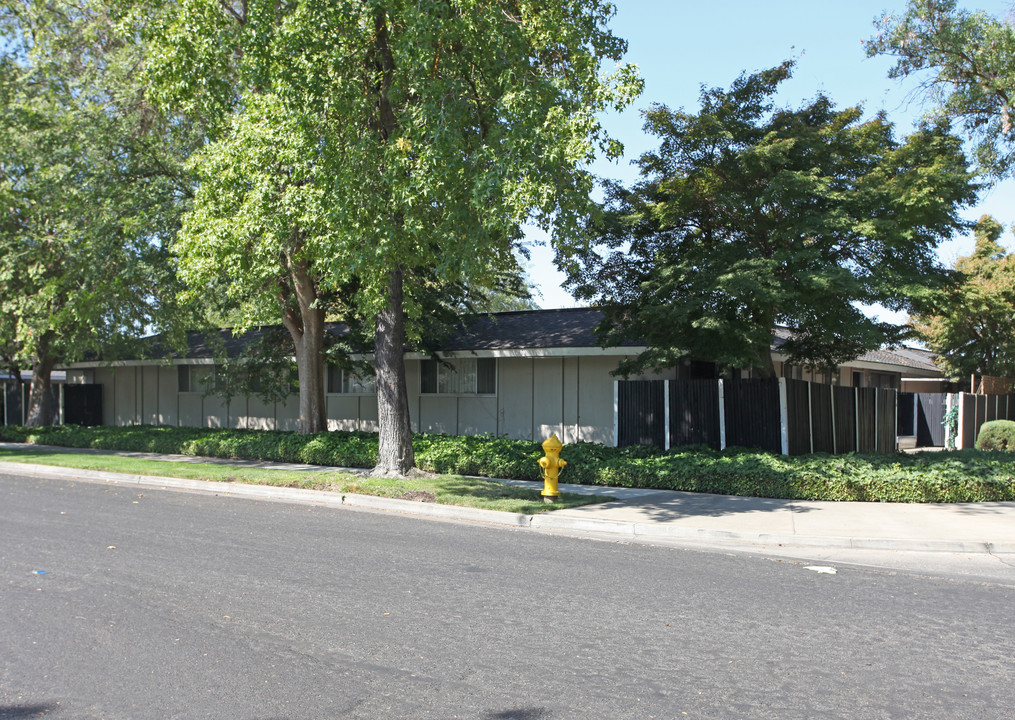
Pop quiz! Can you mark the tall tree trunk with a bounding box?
[288,311,327,434]
[281,251,327,434]
[25,352,56,426]
[373,265,414,476]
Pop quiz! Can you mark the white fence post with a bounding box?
[855,387,860,452]
[807,381,814,454]
[613,380,619,447]
[778,377,790,455]
[874,388,879,453]
[663,380,670,452]
[957,392,965,450]
[718,379,726,451]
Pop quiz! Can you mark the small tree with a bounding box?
[913,215,1015,378]
[566,62,976,377]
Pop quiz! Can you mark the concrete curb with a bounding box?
[3,461,1014,555]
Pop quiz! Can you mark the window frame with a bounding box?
[419,357,497,396]
[326,365,377,396]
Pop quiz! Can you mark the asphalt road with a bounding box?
[2,472,1013,720]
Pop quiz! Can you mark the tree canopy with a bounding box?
[566,62,976,377]
[913,215,1015,378]
[868,0,1015,179]
[142,0,640,472]
[0,0,198,424]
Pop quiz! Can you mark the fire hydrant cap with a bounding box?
[541,433,563,452]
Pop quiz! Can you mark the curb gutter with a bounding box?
[2,461,1013,555]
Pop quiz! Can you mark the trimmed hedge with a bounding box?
[2,424,1015,503]
[975,420,1015,451]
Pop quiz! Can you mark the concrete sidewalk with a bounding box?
[2,442,1015,554]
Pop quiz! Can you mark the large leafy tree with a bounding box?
[914,215,1015,377]
[566,63,976,377]
[143,0,639,474]
[0,0,197,425]
[867,0,1015,179]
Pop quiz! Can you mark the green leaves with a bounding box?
[913,215,1015,378]
[567,62,975,376]
[868,0,1015,179]
[1,0,200,377]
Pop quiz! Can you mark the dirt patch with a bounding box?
[397,490,437,503]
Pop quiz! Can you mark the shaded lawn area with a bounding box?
[0,448,606,514]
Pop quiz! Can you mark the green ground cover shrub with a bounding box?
[3,424,1014,503]
[975,420,1015,451]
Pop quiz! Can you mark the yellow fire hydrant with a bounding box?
[538,433,567,503]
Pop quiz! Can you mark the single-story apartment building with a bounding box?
[61,308,944,446]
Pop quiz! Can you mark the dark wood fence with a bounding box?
[617,378,897,455]
[669,379,721,449]
[64,384,103,426]
[722,379,781,454]
[2,381,22,425]
[616,380,666,448]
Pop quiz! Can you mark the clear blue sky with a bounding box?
[525,0,1015,317]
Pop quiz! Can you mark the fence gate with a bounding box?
[914,393,947,448]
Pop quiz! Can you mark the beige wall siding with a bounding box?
[532,357,564,441]
[203,394,229,428]
[178,393,202,427]
[157,366,178,426]
[576,356,624,446]
[457,396,497,436]
[418,396,458,434]
[497,357,534,440]
[113,367,137,425]
[140,366,160,425]
[95,368,115,426]
[327,396,359,431]
[561,357,580,444]
[275,397,300,431]
[81,354,663,446]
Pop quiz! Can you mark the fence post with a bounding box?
[663,379,670,452]
[613,380,619,448]
[855,386,860,453]
[874,388,879,453]
[957,392,965,450]
[807,381,814,454]
[778,377,790,455]
[894,389,899,452]
[718,379,726,451]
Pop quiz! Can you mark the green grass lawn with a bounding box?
[0,447,605,514]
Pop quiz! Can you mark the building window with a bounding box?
[869,372,899,390]
[420,358,496,395]
[327,366,376,394]
[178,365,215,393]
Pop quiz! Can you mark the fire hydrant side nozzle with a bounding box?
[538,433,567,502]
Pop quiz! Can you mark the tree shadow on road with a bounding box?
[483,708,550,720]
[0,704,60,719]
